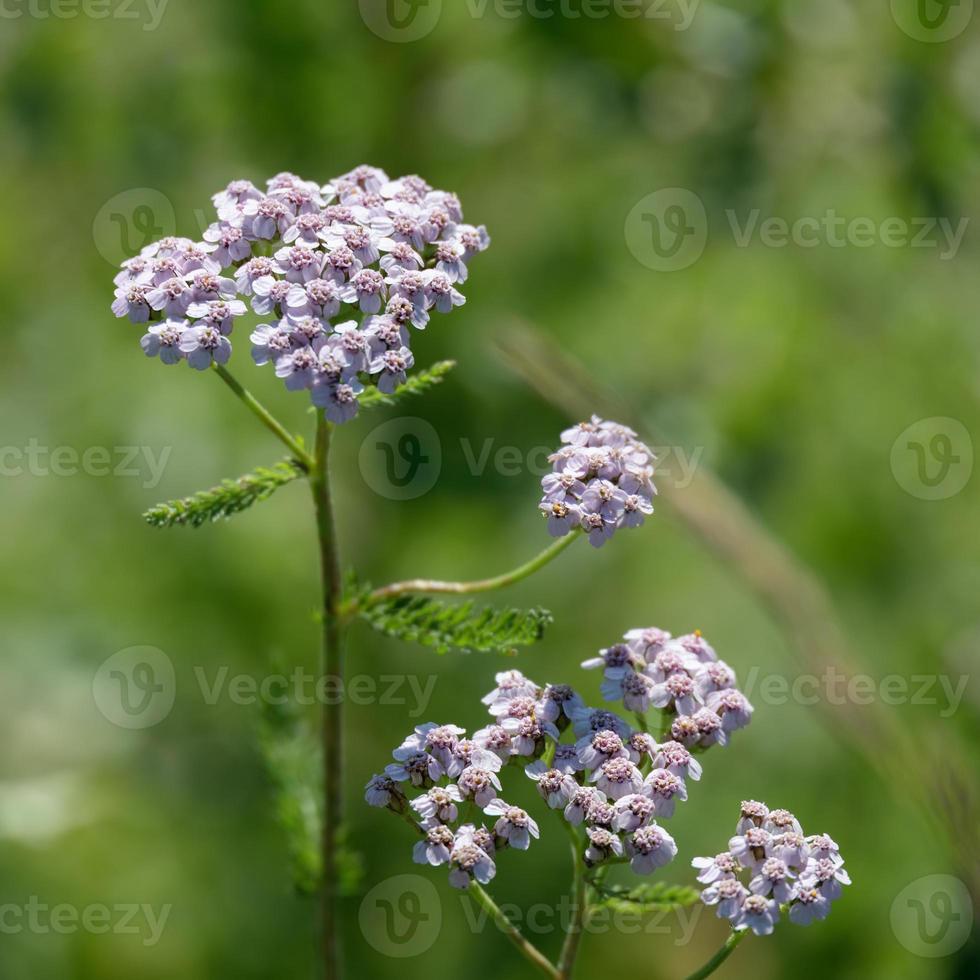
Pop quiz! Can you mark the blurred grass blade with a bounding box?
[143,459,303,528]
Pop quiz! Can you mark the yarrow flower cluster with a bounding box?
[584,626,754,747]
[364,625,751,889]
[111,166,489,422]
[693,801,851,934]
[540,417,657,547]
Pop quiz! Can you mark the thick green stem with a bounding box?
[360,530,581,607]
[310,417,344,980]
[213,364,314,470]
[469,884,559,980]
[557,821,587,979]
[683,930,748,980]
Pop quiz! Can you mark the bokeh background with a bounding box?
[1,0,979,977]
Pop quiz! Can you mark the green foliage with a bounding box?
[143,460,303,528]
[591,881,702,915]
[359,360,456,409]
[257,696,323,896]
[257,692,364,897]
[358,595,553,655]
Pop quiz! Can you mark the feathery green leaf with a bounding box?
[359,360,456,409]
[590,881,702,915]
[357,595,553,654]
[143,459,303,528]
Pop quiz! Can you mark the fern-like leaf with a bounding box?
[257,693,363,897]
[143,460,303,528]
[359,360,456,409]
[591,881,702,914]
[358,595,553,654]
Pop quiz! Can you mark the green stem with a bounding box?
[391,806,425,836]
[213,364,314,470]
[468,884,559,980]
[310,417,344,980]
[360,530,581,608]
[557,821,587,979]
[683,930,748,980]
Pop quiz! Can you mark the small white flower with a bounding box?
[643,768,687,817]
[625,824,677,875]
[485,799,540,850]
[525,761,577,808]
[413,825,455,867]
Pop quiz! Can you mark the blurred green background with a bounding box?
[1,0,979,977]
